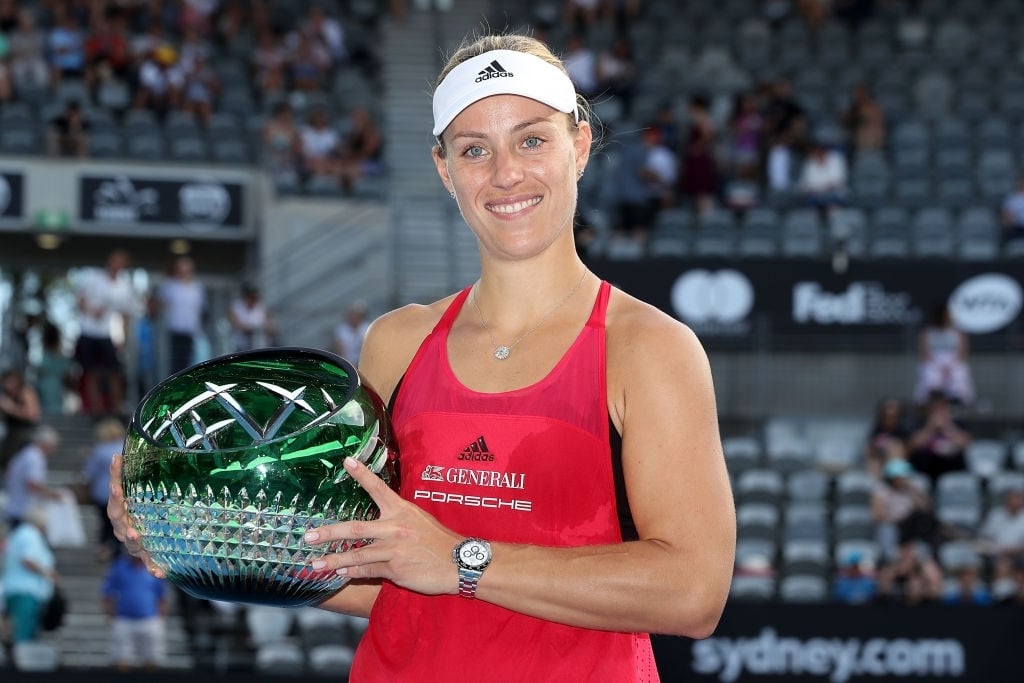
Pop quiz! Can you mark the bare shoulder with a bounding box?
[605,286,705,367]
[358,294,458,403]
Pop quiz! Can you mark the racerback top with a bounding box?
[349,280,660,682]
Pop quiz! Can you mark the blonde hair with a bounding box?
[433,33,593,155]
[95,417,126,443]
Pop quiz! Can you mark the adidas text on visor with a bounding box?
[432,49,579,137]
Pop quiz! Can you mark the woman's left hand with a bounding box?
[304,457,462,596]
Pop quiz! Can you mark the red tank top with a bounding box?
[349,281,660,682]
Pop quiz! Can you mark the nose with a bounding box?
[490,149,525,189]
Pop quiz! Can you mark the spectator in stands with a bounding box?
[2,425,62,530]
[9,9,50,93]
[34,322,73,416]
[1000,175,1024,246]
[941,565,992,605]
[832,550,878,604]
[134,44,185,116]
[263,101,303,189]
[300,107,342,181]
[864,397,910,480]
[680,94,720,217]
[228,283,275,352]
[613,128,674,245]
[81,418,125,562]
[134,293,159,397]
[1,367,42,470]
[595,35,636,118]
[913,303,975,406]
[288,29,331,92]
[299,4,348,67]
[85,7,132,83]
[338,106,384,193]
[762,78,808,152]
[906,391,972,486]
[47,3,87,84]
[840,84,887,153]
[876,541,943,604]
[333,300,371,366]
[796,139,849,218]
[75,249,138,417]
[252,27,288,97]
[996,557,1024,605]
[1,504,58,644]
[979,485,1024,594]
[0,39,12,104]
[563,0,602,30]
[102,550,169,671]
[871,458,940,562]
[181,50,220,125]
[729,91,765,183]
[562,33,599,99]
[47,99,91,157]
[766,128,797,195]
[157,255,206,374]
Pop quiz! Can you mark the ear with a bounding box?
[432,145,454,195]
[573,120,593,176]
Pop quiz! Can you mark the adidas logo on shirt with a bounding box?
[475,60,513,82]
[457,436,495,461]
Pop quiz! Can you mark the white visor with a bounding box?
[432,49,579,137]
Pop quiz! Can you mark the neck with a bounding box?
[473,256,589,328]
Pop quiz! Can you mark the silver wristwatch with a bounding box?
[452,538,492,599]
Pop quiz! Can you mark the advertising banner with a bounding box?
[589,258,1024,351]
[78,174,244,231]
[0,170,25,222]
[653,603,1024,683]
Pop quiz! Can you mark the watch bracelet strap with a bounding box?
[457,567,483,598]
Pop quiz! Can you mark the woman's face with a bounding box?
[434,94,590,261]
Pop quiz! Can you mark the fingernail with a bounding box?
[304,531,319,543]
[335,568,348,576]
[311,560,326,570]
[344,456,358,471]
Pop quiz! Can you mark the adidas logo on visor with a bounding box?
[475,60,514,82]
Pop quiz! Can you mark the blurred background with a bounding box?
[0,0,1023,680]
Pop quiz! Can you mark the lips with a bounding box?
[485,196,542,214]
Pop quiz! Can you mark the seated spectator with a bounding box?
[796,140,848,216]
[681,94,719,217]
[287,30,331,92]
[906,391,972,486]
[263,102,303,188]
[613,128,676,245]
[596,35,636,117]
[9,9,49,93]
[103,550,169,671]
[85,8,132,82]
[1,505,58,645]
[762,78,808,152]
[996,557,1024,605]
[299,4,347,66]
[299,107,341,179]
[1000,175,1024,246]
[979,485,1024,594]
[913,304,975,406]
[841,84,887,153]
[865,397,910,480]
[338,107,383,193]
[876,541,943,604]
[47,100,91,158]
[832,550,878,604]
[181,51,220,124]
[251,27,288,96]
[871,458,940,561]
[47,3,87,84]
[729,91,765,182]
[941,565,992,605]
[134,44,185,115]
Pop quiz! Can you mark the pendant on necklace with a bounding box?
[493,345,511,360]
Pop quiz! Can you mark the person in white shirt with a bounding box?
[157,256,206,373]
[333,301,370,367]
[228,283,275,352]
[75,250,138,416]
[3,425,62,529]
[797,139,848,215]
[981,486,1024,594]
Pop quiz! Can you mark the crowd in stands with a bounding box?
[0,0,385,196]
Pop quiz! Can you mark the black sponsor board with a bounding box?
[653,603,1024,683]
[79,174,244,230]
[0,171,24,221]
[589,257,1024,351]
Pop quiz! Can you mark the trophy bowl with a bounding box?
[121,347,398,607]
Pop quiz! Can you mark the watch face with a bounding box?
[458,540,490,569]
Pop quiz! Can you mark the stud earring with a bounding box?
[450,191,456,199]
[577,169,584,179]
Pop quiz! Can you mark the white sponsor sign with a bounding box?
[948,273,1023,334]
[672,269,754,326]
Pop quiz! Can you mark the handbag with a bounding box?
[40,585,67,632]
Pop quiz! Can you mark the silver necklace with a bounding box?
[472,269,588,360]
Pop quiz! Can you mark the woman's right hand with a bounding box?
[107,454,165,578]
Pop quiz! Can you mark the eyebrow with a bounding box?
[449,116,557,142]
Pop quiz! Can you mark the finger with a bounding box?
[304,518,379,545]
[343,456,399,506]
[311,543,387,572]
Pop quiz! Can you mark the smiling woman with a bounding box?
[107,31,736,683]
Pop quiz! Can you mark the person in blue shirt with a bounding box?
[80,418,125,561]
[832,550,878,605]
[102,549,169,671]
[1,505,57,643]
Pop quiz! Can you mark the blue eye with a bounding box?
[464,145,485,157]
[523,136,543,148]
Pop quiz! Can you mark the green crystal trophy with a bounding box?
[122,347,398,607]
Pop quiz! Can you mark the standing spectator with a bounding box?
[47,99,91,157]
[913,303,975,406]
[103,551,169,671]
[906,391,972,486]
[134,293,160,397]
[227,283,275,352]
[864,397,909,480]
[840,84,887,153]
[1,368,41,470]
[158,256,206,374]
[562,33,598,99]
[796,140,848,217]
[75,249,138,417]
[333,301,370,366]
[9,9,49,93]
[1000,175,1024,246]
[871,458,939,561]
[1,505,58,644]
[681,94,720,216]
[3,425,62,530]
[81,418,125,562]
[34,322,73,416]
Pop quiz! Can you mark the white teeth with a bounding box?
[488,197,541,214]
